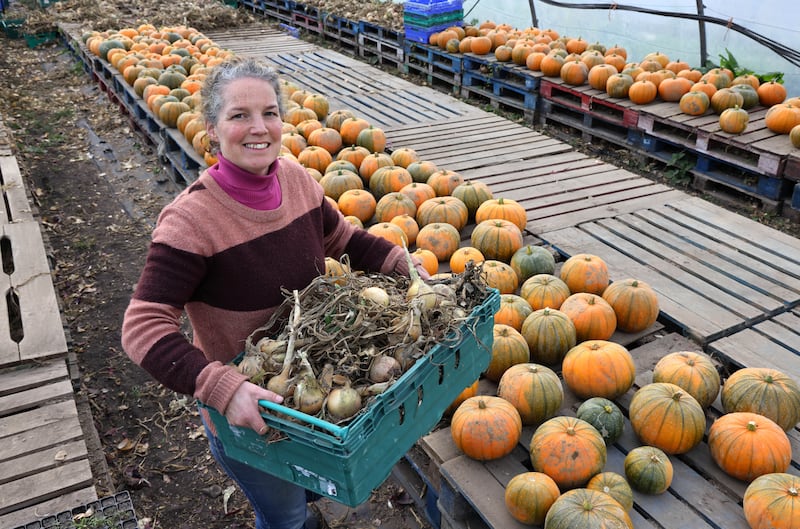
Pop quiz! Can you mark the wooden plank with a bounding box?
[204,27,318,55]
[708,325,800,381]
[0,399,78,440]
[0,359,68,396]
[0,487,98,529]
[0,438,88,485]
[0,379,74,421]
[0,459,94,515]
[0,156,34,223]
[539,225,743,342]
[0,414,85,463]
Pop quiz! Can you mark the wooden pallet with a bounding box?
[204,25,318,55]
[415,332,800,529]
[539,195,800,345]
[0,359,97,528]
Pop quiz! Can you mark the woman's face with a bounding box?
[207,77,283,175]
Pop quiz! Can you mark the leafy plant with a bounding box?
[711,48,784,84]
[663,152,694,187]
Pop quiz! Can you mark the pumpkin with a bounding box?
[284,107,318,127]
[337,189,376,223]
[369,166,413,200]
[560,60,588,86]
[474,197,527,231]
[708,411,791,481]
[559,293,617,341]
[510,245,556,284]
[366,222,406,247]
[307,127,343,155]
[629,382,706,454]
[471,219,524,263]
[743,473,800,529]
[603,53,627,73]
[415,223,461,261]
[719,105,749,134]
[710,87,744,114]
[158,101,191,128]
[411,248,439,277]
[791,124,800,148]
[389,214,419,245]
[426,169,465,197]
[358,152,394,182]
[389,147,419,168]
[416,196,469,230]
[451,396,522,461]
[297,146,333,173]
[652,351,720,408]
[539,52,566,77]
[679,90,710,116]
[485,324,531,382]
[576,397,624,445]
[498,363,563,425]
[757,80,787,106]
[399,182,436,210]
[339,117,371,146]
[721,367,800,431]
[451,181,493,221]
[520,307,577,366]
[701,68,732,89]
[628,80,658,104]
[530,416,607,489]
[624,445,672,494]
[295,119,323,140]
[657,76,693,102]
[586,472,634,512]
[765,103,800,134]
[559,253,609,295]
[325,160,358,174]
[406,160,439,183]
[281,132,308,157]
[520,274,571,310]
[562,340,635,400]
[449,246,485,274]
[544,488,633,529]
[302,93,329,121]
[601,278,659,333]
[324,109,355,131]
[730,84,760,109]
[480,260,519,294]
[494,294,533,331]
[505,472,561,526]
[444,379,478,416]
[587,64,618,91]
[605,73,634,98]
[336,145,370,170]
[318,169,363,201]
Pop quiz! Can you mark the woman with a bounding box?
[122,56,425,529]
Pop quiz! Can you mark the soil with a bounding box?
[1,3,799,529]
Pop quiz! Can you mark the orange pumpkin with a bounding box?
[679,90,710,116]
[520,274,571,310]
[652,351,720,408]
[318,169,363,201]
[449,246,485,274]
[485,324,531,382]
[366,222,407,247]
[721,367,800,431]
[601,278,659,333]
[336,145,370,170]
[559,253,609,295]
[339,117,371,146]
[743,473,800,529]
[562,340,635,400]
[358,152,394,183]
[479,260,519,294]
[389,147,419,168]
[337,189,376,223]
[708,412,791,482]
[504,472,560,526]
[399,182,437,210]
[529,415,607,489]
[411,248,439,277]
[757,80,787,106]
[296,146,333,173]
[629,382,706,454]
[497,363,563,425]
[416,196,469,231]
[628,79,658,104]
[451,396,522,461]
[389,214,420,246]
[307,127,342,155]
[356,126,387,153]
[559,292,617,341]
[494,294,533,331]
[369,165,413,200]
[415,223,461,262]
[765,103,800,134]
[470,219,524,263]
[475,197,527,231]
[426,169,465,197]
[444,378,479,416]
[519,307,577,366]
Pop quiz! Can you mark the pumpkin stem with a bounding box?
[746,420,758,432]
[478,399,487,410]
[789,487,798,496]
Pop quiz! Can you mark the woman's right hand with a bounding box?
[225,381,284,434]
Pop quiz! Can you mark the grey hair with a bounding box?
[200,56,285,127]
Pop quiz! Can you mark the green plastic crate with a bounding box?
[24,30,58,48]
[1,18,25,39]
[201,288,499,507]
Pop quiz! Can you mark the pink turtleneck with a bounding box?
[207,153,282,211]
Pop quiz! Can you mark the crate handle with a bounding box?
[259,399,348,438]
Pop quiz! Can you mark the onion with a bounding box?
[293,374,326,415]
[325,384,362,422]
[368,354,402,383]
[360,286,390,306]
[237,353,265,379]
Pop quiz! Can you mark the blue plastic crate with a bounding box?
[405,0,462,16]
[201,288,499,507]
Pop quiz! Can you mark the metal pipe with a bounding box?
[696,0,708,67]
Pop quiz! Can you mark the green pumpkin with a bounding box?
[624,445,673,495]
[576,397,625,445]
[158,71,187,90]
[98,39,125,61]
[730,84,760,109]
[586,471,634,511]
[510,245,556,283]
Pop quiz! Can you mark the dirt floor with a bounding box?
[1,2,799,528]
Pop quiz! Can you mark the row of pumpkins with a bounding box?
[427,20,800,144]
[442,252,799,528]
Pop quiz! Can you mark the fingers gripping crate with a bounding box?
[201,289,499,507]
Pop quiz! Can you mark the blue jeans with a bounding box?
[203,418,319,529]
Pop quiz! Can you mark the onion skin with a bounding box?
[326,385,362,421]
[360,286,390,306]
[294,374,326,415]
[369,355,402,383]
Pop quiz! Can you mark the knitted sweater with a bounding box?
[121,157,407,415]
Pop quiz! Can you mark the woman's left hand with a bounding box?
[225,381,284,434]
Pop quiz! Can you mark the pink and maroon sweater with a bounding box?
[121,157,407,416]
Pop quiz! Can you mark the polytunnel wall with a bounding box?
[420,0,800,96]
